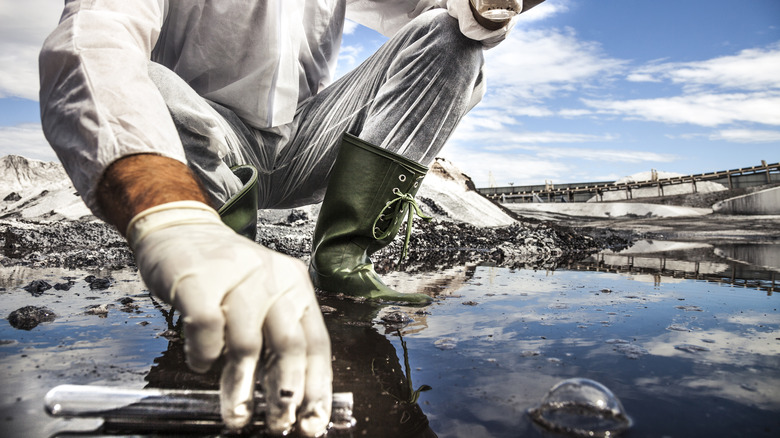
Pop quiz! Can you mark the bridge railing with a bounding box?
[477,161,780,203]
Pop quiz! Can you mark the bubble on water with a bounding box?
[434,338,457,350]
[666,323,691,332]
[528,378,632,437]
[613,343,648,360]
[675,305,703,312]
[605,339,629,345]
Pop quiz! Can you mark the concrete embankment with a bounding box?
[713,186,780,215]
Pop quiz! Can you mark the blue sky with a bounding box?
[1,0,779,188]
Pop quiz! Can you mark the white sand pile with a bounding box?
[589,170,727,202]
[0,155,94,222]
[417,158,516,227]
[1,155,516,227]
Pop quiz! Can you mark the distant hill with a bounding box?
[1,155,68,192]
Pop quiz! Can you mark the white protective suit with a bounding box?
[39,0,532,218]
[37,0,542,433]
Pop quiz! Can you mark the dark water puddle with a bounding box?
[1,245,779,437]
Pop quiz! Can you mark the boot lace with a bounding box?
[372,188,432,261]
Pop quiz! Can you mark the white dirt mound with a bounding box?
[1,155,516,227]
[417,158,516,227]
[0,155,94,222]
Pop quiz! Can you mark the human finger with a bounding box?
[219,280,266,430]
[174,275,226,373]
[262,294,308,435]
[297,303,333,437]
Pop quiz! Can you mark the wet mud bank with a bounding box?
[0,215,633,271]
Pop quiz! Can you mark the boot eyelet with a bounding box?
[413,182,419,188]
[398,174,407,182]
[392,187,401,195]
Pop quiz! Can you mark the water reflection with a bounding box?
[140,296,438,437]
[569,240,780,293]
[0,266,438,437]
[2,247,780,437]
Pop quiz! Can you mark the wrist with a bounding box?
[126,200,222,250]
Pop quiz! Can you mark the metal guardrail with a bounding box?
[478,161,780,203]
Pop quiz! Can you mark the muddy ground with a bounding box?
[0,213,633,272]
[3,199,779,437]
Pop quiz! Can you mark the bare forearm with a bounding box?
[96,154,212,236]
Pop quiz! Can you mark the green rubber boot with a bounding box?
[218,164,259,240]
[309,133,432,304]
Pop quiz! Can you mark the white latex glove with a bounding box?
[447,0,519,49]
[127,201,332,435]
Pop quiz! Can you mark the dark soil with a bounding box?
[1,221,132,269]
[1,214,633,272]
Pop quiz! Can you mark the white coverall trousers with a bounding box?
[149,11,485,210]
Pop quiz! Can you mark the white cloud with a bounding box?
[534,147,678,163]
[483,26,627,102]
[709,129,780,143]
[583,91,780,127]
[517,0,570,22]
[342,19,359,35]
[557,108,592,118]
[0,1,62,100]
[441,147,571,187]
[596,43,780,129]
[628,43,780,91]
[334,44,366,79]
[475,131,617,148]
[0,123,57,162]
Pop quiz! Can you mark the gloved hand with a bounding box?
[127,200,332,435]
[447,0,519,49]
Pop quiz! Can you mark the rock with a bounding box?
[54,280,75,291]
[90,278,111,289]
[7,306,57,330]
[286,209,309,224]
[85,304,110,317]
[380,311,413,327]
[85,275,111,290]
[22,280,52,296]
[3,192,21,202]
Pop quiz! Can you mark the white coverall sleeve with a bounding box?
[345,0,519,48]
[39,0,186,219]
